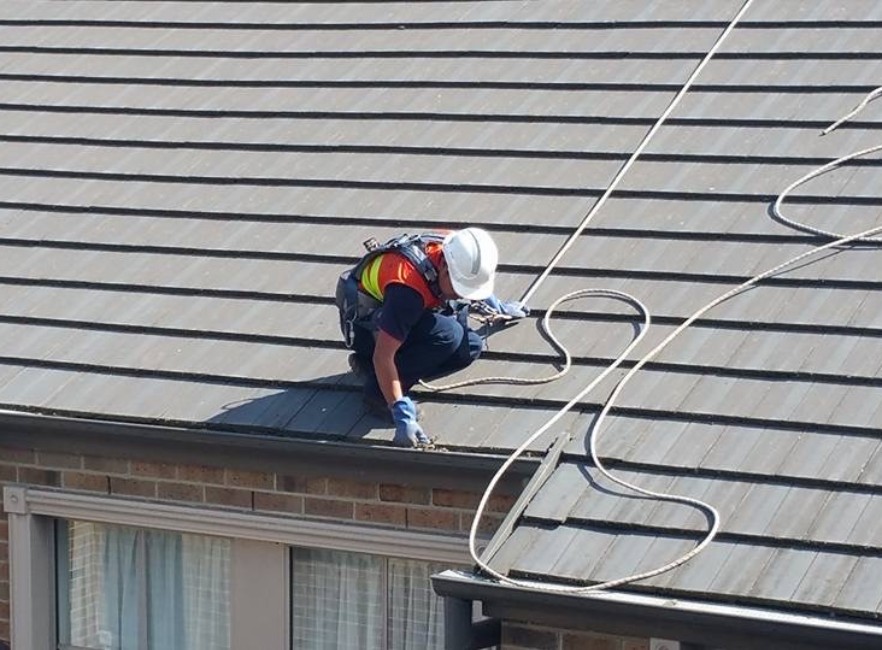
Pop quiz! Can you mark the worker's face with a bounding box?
[438,259,459,300]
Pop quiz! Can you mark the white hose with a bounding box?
[464,24,882,592]
[420,0,755,394]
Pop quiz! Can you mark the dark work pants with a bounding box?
[352,310,483,399]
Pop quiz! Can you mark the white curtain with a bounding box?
[62,521,230,650]
[291,548,384,649]
[290,548,448,650]
[145,530,184,649]
[67,521,114,648]
[387,559,446,650]
[182,533,231,650]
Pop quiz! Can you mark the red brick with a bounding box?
[621,640,649,650]
[178,464,225,484]
[0,602,7,620]
[503,624,558,650]
[304,497,354,520]
[304,478,328,495]
[0,447,34,464]
[62,472,109,493]
[254,492,304,514]
[0,580,8,601]
[83,456,130,474]
[224,469,274,490]
[563,632,619,650]
[18,467,60,487]
[132,461,177,479]
[487,492,518,514]
[0,466,16,483]
[273,476,326,495]
[461,512,504,537]
[406,507,457,531]
[157,482,203,503]
[205,487,253,509]
[355,503,407,527]
[326,478,377,500]
[0,562,7,581]
[0,620,8,646]
[0,520,7,542]
[110,477,157,499]
[432,488,481,509]
[433,489,516,513]
[36,451,82,469]
[278,474,309,493]
[379,483,431,504]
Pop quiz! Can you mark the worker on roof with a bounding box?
[335,228,527,448]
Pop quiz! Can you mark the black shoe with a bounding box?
[348,353,367,380]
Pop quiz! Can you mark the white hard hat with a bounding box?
[442,227,498,300]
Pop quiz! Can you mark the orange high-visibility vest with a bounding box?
[359,240,446,309]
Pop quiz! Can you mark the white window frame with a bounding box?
[4,485,470,650]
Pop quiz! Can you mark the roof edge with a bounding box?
[0,409,537,493]
[432,570,882,650]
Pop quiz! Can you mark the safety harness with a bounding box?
[335,234,444,348]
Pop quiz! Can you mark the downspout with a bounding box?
[443,596,501,650]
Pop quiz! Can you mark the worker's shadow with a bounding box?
[205,371,392,443]
[206,318,527,443]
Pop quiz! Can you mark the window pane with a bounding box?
[57,521,231,650]
[289,548,458,650]
[180,533,231,650]
[290,547,384,650]
[388,559,447,650]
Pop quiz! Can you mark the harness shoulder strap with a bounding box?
[355,234,443,299]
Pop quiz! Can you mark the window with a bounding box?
[290,547,451,650]
[56,521,231,650]
[6,487,468,650]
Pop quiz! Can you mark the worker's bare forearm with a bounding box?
[373,331,404,406]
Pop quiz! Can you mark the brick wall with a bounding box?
[503,622,650,650]
[0,443,655,650]
[0,442,515,648]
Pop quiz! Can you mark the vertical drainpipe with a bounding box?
[444,596,501,650]
[442,434,571,649]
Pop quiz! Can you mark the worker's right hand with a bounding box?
[390,397,431,448]
[478,295,530,322]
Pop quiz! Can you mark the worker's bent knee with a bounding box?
[417,313,464,354]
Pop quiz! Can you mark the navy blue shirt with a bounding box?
[377,283,426,342]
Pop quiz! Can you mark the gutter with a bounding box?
[432,570,882,650]
[0,409,537,493]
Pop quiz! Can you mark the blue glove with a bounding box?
[481,294,530,320]
[390,397,431,447]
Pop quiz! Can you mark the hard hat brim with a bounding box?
[448,271,495,301]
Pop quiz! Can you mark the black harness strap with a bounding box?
[336,234,444,348]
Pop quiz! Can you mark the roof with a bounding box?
[1,0,881,644]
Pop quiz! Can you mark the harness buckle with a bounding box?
[343,318,356,348]
[363,237,380,252]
